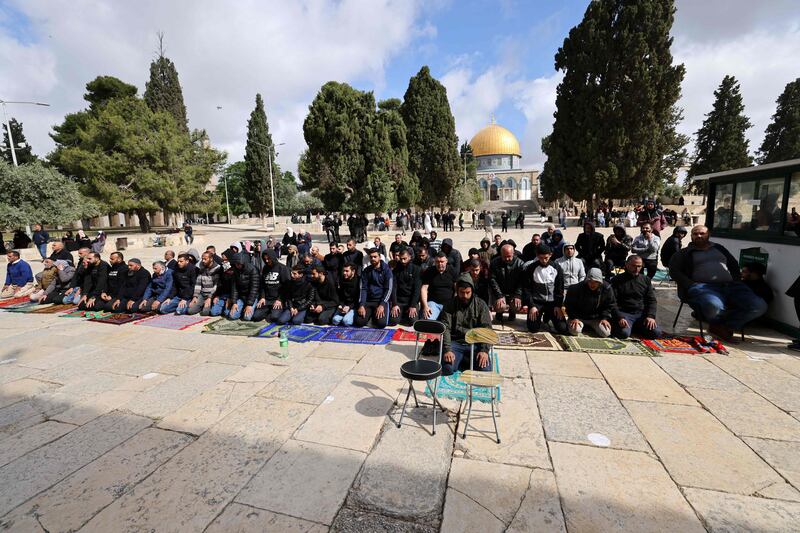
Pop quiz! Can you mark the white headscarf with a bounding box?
[285,227,294,237]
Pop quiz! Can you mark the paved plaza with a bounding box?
[1,224,800,532]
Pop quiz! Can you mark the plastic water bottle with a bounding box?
[279,329,289,359]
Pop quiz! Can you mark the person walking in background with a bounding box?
[32,224,49,260]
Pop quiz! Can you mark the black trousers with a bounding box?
[388,303,418,326]
[305,306,337,325]
[101,298,142,312]
[252,301,284,322]
[526,302,568,334]
[644,259,658,279]
[353,301,390,328]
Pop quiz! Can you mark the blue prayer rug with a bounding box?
[424,358,502,404]
[316,327,394,345]
[255,323,325,343]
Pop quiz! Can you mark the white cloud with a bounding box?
[1,0,429,173]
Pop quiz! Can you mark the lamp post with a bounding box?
[223,172,231,223]
[0,99,50,167]
[249,139,284,229]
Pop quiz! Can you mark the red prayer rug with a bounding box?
[391,328,440,343]
[0,296,32,309]
[134,313,210,331]
[642,336,726,355]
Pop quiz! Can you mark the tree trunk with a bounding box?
[136,209,151,233]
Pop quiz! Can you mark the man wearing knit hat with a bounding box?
[564,267,618,337]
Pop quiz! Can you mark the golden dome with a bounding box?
[469,122,521,157]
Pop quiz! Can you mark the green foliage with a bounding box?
[379,99,418,207]
[758,77,800,164]
[2,118,37,164]
[144,39,189,134]
[0,160,101,228]
[215,161,250,217]
[541,0,685,203]
[401,66,461,207]
[84,76,138,111]
[448,179,482,210]
[688,75,753,194]
[243,94,280,218]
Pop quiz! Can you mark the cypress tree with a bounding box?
[378,98,418,207]
[400,66,461,208]
[758,78,800,164]
[2,118,36,164]
[144,34,189,134]
[243,93,279,223]
[541,0,685,204]
[688,75,753,193]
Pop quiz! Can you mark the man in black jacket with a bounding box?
[389,247,421,326]
[109,258,150,312]
[307,265,339,325]
[575,221,605,269]
[276,264,315,325]
[227,253,260,321]
[420,253,457,320]
[660,226,686,271]
[611,256,662,339]
[98,252,128,310]
[523,244,568,334]
[160,253,199,314]
[77,252,110,310]
[354,248,394,328]
[565,268,618,337]
[49,241,74,266]
[332,262,360,326]
[323,241,344,283]
[669,225,767,340]
[343,238,364,274]
[413,244,434,274]
[253,249,289,322]
[489,244,524,322]
[440,238,462,272]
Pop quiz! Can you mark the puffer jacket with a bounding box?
[564,279,618,321]
[230,254,260,306]
[439,273,492,354]
[170,265,198,300]
[194,262,221,299]
[489,254,524,300]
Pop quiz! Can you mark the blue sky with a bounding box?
[2,0,799,175]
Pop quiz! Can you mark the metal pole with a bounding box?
[1,103,18,167]
[268,149,276,229]
[223,174,231,223]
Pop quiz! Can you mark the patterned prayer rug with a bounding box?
[202,318,264,336]
[391,328,440,343]
[5,302,40,312]
[642,336,726,355]
[89,313,149,325]
[496,331,561,351]
[317,327,394,345]
[26,304,77,315]
[0,296,33,309]
[255,323,326,343]
[424,359,502,403]
[134,313,210,331]
[59,309,113,319]
[558,335,656,357]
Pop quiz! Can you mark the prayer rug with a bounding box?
[317,327,394,345]
[89,313,149,325]
[254,323,326,343]
[5,302,39,312]
[391,328,440,343]
[26,304,76,315]
[60,310,113,319]
[653,269,670,281]
[496,331,562,351]
[134,313,210,331]
[202,319,264,336]
[558,335,655,357]
[424,358,502,404]
[642,336,726,355]
[0,296,32,309]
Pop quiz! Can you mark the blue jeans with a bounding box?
[687,281,768,331]
[210,296,227,317]
[37,243,47,259]
[613,310,663,339]
[426,301,444,320]
[159,297,189,315]
[276,308,307,325]
[63,288,81,304]
[443,341,492,376]
[226,298,255,321]
[332,309,355,326]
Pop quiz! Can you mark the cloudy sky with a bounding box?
[1,0,798,176]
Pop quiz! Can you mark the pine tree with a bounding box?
[144,34,189,134]
[688,75,753,193]
[2,118,36,165]
[541,0,685,204]
[243,94,279,223]
[758,78,800,164]
[400,66,461,208]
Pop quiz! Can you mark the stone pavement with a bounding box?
[0,224,799,532]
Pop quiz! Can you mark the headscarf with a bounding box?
[285,227,294,237]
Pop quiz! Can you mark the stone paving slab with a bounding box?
[756,481,800,502]
[534,374,649,452]
[625,400,781,493]
[349,414,453,522]
[497,349,530,379]
[34,350,120,385]
[12,344,103,371]
[100,347,203,377]
[350,349,413,379]
[507,468,566,533]
[0,400,46,441]
[225,361,288,383]
[526,350,601,379]
[654,355,750,392]
[549,442,705,532]
[684,487,800,532]
[310,342,371,361]
[51,389,140,426]
[122,362,240,419]
[689,387,800,441]
[293,376,402,453]
[0,420,75,468]
[447,458,530,525]
[439,488,505,533]
[0,427,192,533]
[238,439,365,525]
[707,355,800,412]
[766,355,800,379]
[0,379,60,409]
[456,377,551,469]
[743,437,800,490]
[53,370,139,397]
[258,356,355,405]
[331,506,435,533]
[592,354,698,405]
[157,380,266,435]
[0,365,41,385]
[206,502,328,533]
[81,397,314,532]
[0,412,152,516]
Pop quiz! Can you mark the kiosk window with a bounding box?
[753,178,784,232]
[787,173,800,237]
[732,181,756,229]
[713,183,734,229]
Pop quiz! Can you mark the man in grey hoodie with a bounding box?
[187,251,220,315]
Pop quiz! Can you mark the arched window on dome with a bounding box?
[506,178,515,189]
[520,178,530,190]
[479,179,488,190]
[493,177,503,189]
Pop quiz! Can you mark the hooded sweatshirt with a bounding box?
[392,261,421,307]
[312,273,339,309]
[259,249,290,303]
[575,222,605,264]
[230,253,260,306]
[605,225,633,266]
[439,273,492,354]
[565,279,618,321]
[555,248,586,288]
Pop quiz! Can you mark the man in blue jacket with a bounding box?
[138,261,174,312]
[353,248,393,328]
[1,250,34,299]
[32,224,49,260]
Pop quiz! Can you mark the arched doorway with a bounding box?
[490,184,499,201]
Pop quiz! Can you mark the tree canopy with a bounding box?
[144,35,189,134]
[688,75,752,194]
[2,118,37,165]
[0,161,100,229]
[541,0,686,203]
[758,77,800,164]
[243,94,280,220]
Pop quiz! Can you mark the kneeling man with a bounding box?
[440,274,493,376]
[611,255,662,339]
[565,268,618,337]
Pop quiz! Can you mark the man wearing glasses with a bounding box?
[631,224,660,278]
